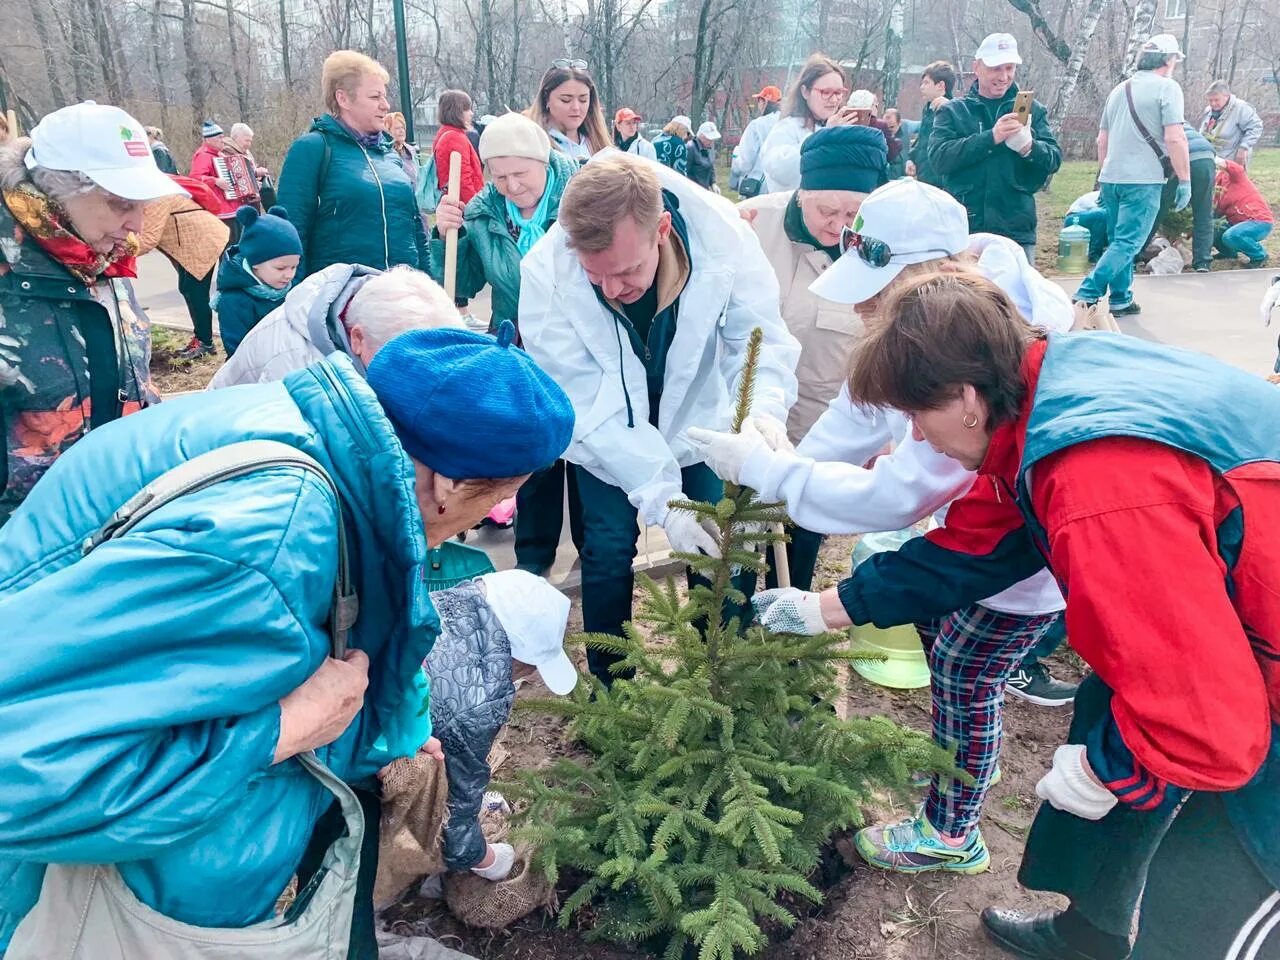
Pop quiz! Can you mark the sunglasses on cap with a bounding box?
[839,226,953,267]
[552,58,589,70]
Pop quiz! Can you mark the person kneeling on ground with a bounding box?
[1213,155,1274,267]
[212,205,302,357]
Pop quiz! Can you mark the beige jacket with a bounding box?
[740,191,863,443]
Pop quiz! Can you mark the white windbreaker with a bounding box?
[760,116,814,193]
[731,112,780,186]
[741,234,1073,616]
[519,152,801,525]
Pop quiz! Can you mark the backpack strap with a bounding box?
[82,439,358,659]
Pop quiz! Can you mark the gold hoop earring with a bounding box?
[962,413,979,429]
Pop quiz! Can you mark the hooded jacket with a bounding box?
[518,153,800,525]
[751,233,1072,617]
[428,151,578,328]
[209,262,379,388]
[0,354,437,945]
[927,82,1061,246]
[212,247,289,356]
[761,116,814,193]
[275,114,430,280]
[731,112,781,187]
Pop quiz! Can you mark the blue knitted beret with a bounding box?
[800,125,889,193]
[367,321,575,480]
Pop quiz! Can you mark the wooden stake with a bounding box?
[4,110,17,141]
[443,151,462,301]
[772,523,791,588]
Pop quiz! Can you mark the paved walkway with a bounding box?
[135,255,1279,589]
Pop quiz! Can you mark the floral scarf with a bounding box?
[3,181,139,285]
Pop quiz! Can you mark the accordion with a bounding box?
[213,153,259,204]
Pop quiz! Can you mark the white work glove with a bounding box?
[663,508,721,558]
[686,419,772,485]
[471,842,516,881]
[1034,744,1118,821]
[748,414,795,454]
[1005,123,1033,155]
[751,587,828,635]
[1260,276,1280,327]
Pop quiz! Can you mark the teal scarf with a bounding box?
[506,164,558,256]
[211,259,292,311]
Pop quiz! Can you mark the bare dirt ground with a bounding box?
[384,534,1085,960]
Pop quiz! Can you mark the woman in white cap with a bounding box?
[760,53,854,193]
[432,111,585,585]
[0,101,186,527]
[652,115,692,175]
[690,178,1074,877]
[686,120,721,189]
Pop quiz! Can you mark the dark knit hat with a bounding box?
[367,321,575,480]
[237,205,303,267]
[799,125,889,193]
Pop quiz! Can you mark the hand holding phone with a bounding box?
[1013,90,1034,126]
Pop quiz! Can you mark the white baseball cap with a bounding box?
[479,570,577,695]
[809,178,970,305]
[671,114,693,129]
[846,89,876,109]
[24,102,187,202]
[974,33,1023,67]
[696,121,721,140]
[1141,33,1184,60]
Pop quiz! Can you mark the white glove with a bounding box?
[1260,277,1280,328]
[662,509,721,558]
[1005,123,1033,155]
[471,842,516,881]
[1034,744,1118,821]
[751,587,828,635]
[748,414,795,454]
[686,419,772,485]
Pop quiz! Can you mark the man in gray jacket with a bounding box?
[1199,80,1264,167]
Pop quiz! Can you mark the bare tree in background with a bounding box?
[25,0,69,109]
[1122,0,1158,73]
[225,0,252,121]
[180,0,208,125]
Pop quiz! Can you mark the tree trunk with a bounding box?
[26,0,69,108]
[67,0,97,103]
[1003,0,1072,63]
[83,0,123,103]
[180,0,207,124]
[505,0,521,110]
[1049,0,1110,125]
[1227,0,1252,85]
[151,0,171,133]
[278,0,293,89]
[1123,0,1159,73]
[1181,0,1195,84]
[225,0,251,120]
[882,0,905,104]
[689,0,718,124]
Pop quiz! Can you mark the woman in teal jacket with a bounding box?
[0,327,573,956]
[432,112,582,580]
[276,51,430,279]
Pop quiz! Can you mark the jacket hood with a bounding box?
[311,113,392,152]
[215,248,258,291]
[467,149,578,228]
[970,232,1072,333]
[279,261,383,372]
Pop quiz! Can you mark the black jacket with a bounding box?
[687,140,716,189]
[927,81,1061,246]
[911,102,944,186]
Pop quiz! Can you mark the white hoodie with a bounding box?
[741,234,1072,616]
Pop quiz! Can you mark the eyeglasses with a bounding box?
[811,86,848,100]
[839,227,953,267]
[552,58,589,70]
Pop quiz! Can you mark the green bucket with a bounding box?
[423,540,496,592]
[848,530,931,690]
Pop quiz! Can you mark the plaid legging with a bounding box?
[915,603,1061,836]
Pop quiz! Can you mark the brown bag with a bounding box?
[443,843,556,930]
[374,753,450,908]
[1070,300,1122,333]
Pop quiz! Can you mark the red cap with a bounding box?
[614,107,643,124]
[752,85,783,103]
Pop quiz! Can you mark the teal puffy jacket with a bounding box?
[429,151,578,327]
[276,114,432,279]
[0,355,438,948]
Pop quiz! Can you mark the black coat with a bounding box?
[687,140,716,189]
[926,81,1061,246]
[911,102,944,186]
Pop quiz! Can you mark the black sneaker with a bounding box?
[981,908,1126,960]
[1109,300,1141,317]
[1006,662,1077,706]
[178,337,217,360]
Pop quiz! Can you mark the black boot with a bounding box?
[981,908,1129,960]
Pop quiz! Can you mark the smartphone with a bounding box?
[1014,90,1034,126]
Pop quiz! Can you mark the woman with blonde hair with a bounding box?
[761,53,854,193]
[527,60,610,161]
[384,110,417,182]
[276,49,429,279]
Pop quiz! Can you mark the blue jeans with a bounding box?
[1065,208,1110,262]
[1018,611,1066,670]
[1074,182,1164,308]
[1218,220,1273,262]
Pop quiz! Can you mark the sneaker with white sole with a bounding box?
[854,813,990,874]
[1007,662,1077,706]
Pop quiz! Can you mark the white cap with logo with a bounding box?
[696,121,721,140]
[479,570,577,695]
[24,102,187,202]
[975,33,1023,67]
[809,178,971,306]
[1141,33,1184,59]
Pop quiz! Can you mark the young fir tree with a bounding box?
[507,329,951,960]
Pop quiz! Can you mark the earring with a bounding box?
[437,505,447,515]
[962,413,979,429]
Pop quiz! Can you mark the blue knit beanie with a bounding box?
[237,205,303,267]
[800,125,888,193]
[367,321,575,480]
[201,120,224,138]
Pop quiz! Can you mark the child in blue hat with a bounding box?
[212,205,302,356]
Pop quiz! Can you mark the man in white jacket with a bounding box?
[690,179,1074,875]
[519,151,800,684]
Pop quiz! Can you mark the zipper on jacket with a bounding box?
[357,145,391,268]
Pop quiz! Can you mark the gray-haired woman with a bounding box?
[0,101,185,526]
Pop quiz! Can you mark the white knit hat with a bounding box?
[478,113,552,165]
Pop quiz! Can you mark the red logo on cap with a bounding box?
[123,140,149,157]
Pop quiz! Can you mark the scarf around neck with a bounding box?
[784,192,840,260]
[336,116,385,151]
[211,257,291,312]
[506,163,559,256]
[3,181,139,285]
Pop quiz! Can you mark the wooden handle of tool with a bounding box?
[4,111,16,140]
[772,523,791,589]
[443,151,462,301]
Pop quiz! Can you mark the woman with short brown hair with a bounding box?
[431,89,484,203]
[761,53,854,193]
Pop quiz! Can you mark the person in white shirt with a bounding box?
[760,53,856,193]
[731,85,782,198]
[689,179,1075,876]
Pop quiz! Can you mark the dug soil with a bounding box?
[384,534,1085,960]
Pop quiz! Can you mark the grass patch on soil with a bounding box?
[150,324,222,395]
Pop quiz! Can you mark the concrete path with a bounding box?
[134,255,1279,590]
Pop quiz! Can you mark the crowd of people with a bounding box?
[0,30,1276,960]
